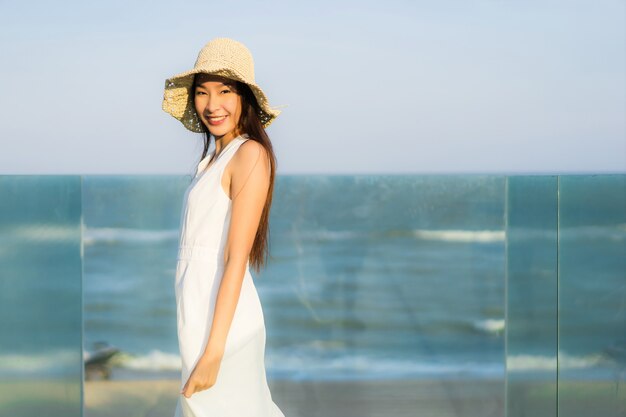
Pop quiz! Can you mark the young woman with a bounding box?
[162,37,285,417]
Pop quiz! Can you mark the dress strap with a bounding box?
[214,136,250,172]
[195,134,249,177]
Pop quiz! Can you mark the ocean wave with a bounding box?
[90,346,613,380]
[290,229,364,241]
[472,319,505,334]
[413,229,505,243]
[559,224,626,241]
[507,224,626,242]
[413,225,625,244]
[0,348,609,381]
[83,227,179,245]
[0,349,79,375]
[265,350,504,381]
[110,349,182,371]
[506,353,603,371]
[0,224,79,243]
[106,347,504,379]
[291,228,506,243]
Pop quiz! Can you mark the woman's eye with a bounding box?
[195,91,206,96]
[221,89,230,94]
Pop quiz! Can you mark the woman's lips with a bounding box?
[207,115,227,126]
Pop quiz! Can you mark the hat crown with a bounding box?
[194,37,255,83]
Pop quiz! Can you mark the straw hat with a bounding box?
[162,37,282,133]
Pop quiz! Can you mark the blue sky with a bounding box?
[0,0,624,174]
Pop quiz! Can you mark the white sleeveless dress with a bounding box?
[173,134,285,417]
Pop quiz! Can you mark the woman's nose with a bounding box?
[204,95,221,114]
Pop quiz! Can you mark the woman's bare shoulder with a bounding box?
[232,139,270,174]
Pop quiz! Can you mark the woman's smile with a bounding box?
[207,115,228,125]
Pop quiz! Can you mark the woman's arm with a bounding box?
[202,140,270,358]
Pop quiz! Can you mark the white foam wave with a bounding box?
[108,346,504,379]
[413,229,505,243]
[507,352,602,371]
[508,224,626,242]
[83,227,179,245]
[266,349,504,380]
[2,224,79,243]
[292,229,364,241]
[92,347,609,379]
[0,349,79,374]
[111,349,182,371]
[473,319,505,333]
[292,228,506,243]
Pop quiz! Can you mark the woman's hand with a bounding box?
[181,352,223,398]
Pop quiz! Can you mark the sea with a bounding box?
[80,174,625,382]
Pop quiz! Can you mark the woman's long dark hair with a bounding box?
[193,75,277,274]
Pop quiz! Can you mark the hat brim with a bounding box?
[162,67,281,133]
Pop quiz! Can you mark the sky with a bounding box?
[0,0,624,174]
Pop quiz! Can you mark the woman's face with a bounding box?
[194,73,242,141]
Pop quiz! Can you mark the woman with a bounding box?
[162,37,285,417]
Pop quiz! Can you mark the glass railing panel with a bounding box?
[557,175,626,417]
[82,174,507,417]
[82,175,188,417]
[0,175,82,417]
[505,176,558,417]
[267,175,506,416]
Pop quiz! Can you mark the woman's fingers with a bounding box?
[181,358,220,398]
[182,380,195,398]
[182,378,215,398]
[181,377,193,397]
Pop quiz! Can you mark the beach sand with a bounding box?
[1,378,620,417]
[84,378,506,417]
[0,380,81,417]
[507,380,625,417]
[84,378,625,417]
